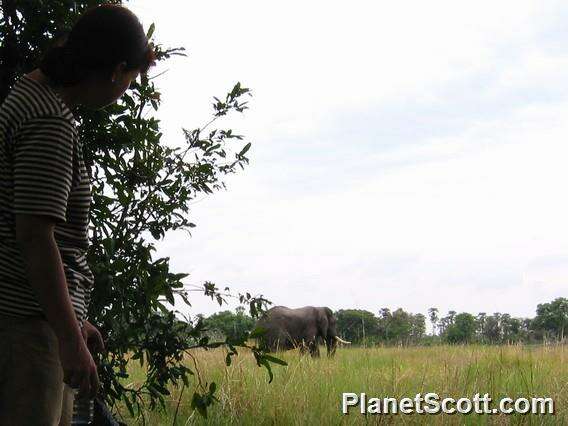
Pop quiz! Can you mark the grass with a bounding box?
[115,344,566,425]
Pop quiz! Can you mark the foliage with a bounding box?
[334,298,565,347]
[534,297,568,341]
[0,1,286,423]
[444,312,476,343]
[335,309,379,345]
[335,308,425,346]
[200,308,255,342]
[379,308,426,345]
[428,307,439,336]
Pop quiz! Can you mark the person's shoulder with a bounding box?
[8,74,73,123]
[15,113,78,149]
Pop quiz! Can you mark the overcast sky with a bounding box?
[128,0,568,320]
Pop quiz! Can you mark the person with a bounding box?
[0,4,156,425]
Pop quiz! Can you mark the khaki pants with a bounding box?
[0,315,74,426]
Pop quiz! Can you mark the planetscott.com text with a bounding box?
[341,393,555,415]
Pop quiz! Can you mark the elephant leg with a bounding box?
[298,340,307,355]
[308,340,320,357]
[302,326,320,358]
[306,335,320,358]
[326,337,337,357]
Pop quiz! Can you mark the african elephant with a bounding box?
[255,306,351,357]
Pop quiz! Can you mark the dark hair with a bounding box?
[39,4,156,86]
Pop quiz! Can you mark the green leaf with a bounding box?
[248,326,267,338]
[124,394,135,417]
[166,291,175,305]
[147,22,155,39]
[262,354,288,366]
[191,392,208,418]
[238,142,251,157]
[260,359,274,383]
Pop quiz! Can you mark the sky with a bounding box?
[128,0,568,320]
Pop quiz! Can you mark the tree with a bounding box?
[409,313,426,343]
[0,1,283,422]
[534,297,568,341]
[335,309,379,345]
[377,307,392,342]
[437,311,456,336]
[444,313,476,344]
[476,312,487,342]
[483,313,502,344]
[500,314,524,344]
[375,308,420,345]
[387,308,413,345]
[203,309,255,342]
[428,307,439,336]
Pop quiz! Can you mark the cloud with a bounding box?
[129,0,568,319]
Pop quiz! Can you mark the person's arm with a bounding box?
[15,215,98,397]
[15,215,82,342]
[12,115,99,397]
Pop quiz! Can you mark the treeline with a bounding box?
[198,306,255,341]
[199,297,567,346]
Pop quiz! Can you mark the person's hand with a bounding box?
[81,320,105,355]
[59,334,100,398]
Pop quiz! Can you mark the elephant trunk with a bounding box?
[334,336,351,345]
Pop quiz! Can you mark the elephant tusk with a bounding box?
[334,336,351,345]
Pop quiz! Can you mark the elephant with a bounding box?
[254,306,351,357]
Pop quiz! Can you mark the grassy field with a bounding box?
[116,345,566,425]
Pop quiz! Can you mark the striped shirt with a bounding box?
[0,74,93,323]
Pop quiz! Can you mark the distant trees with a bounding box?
[423,298,566,345]
[335,310,380,345]
[203,297,567,348]
[411,314,427,342]
[500,314,524,343]
[533,298,568,341]
[201,307,255,342]
[428,308,439,336]
[437,311,531,344]
[482,313,502,343]
[381,308,425,345]
[445,313,476,343]
[335,308,425,346]
[475,312,487,339]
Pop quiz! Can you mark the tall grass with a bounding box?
[117,345,566,425]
